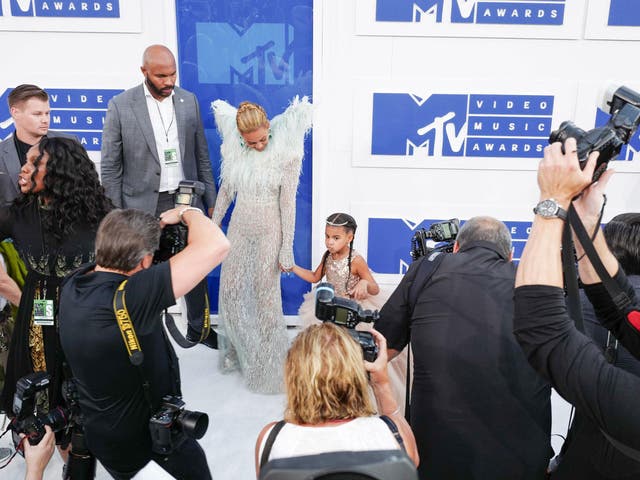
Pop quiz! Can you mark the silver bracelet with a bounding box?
[178,207,202,226]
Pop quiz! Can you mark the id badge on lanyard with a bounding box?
[33,299,54,326]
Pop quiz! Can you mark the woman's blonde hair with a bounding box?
[236,101,269,134]
[284,322,376,425]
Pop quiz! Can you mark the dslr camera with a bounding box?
[149,395,209,455]
[153,180,205,263]
[10,372,71,447]
[549,86,640,181]
[314,282,379,362]
[410,218,460,260]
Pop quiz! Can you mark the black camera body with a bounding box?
[149,395,209,455]
[314,282,379,362]
[410,218,460,261]
[549,86,640,181]
[153,180,205,263]
[10,372,70,446]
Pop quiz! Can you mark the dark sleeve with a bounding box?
[377,261,423,351]
[514,284,640,451]
[583,270,640,357]
[123,261,175,335]
[192,95,217,210]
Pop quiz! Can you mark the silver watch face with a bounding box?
[537,199,558,217]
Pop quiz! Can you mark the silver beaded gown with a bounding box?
[212,96,312,393]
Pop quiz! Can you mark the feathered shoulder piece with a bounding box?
[212,99,239,143]
[269,95,313,159]
[211,96,313,191]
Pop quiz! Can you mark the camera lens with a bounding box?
[177,410,209,440]
[44,406,69,432]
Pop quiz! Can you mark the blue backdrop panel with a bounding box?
[175,0,313,315]
[367,217,533,275]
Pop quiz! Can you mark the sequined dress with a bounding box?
[0,201,98,412]
[212,97,312,394]
[298,250,409,413]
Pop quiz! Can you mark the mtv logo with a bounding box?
[375,0,564,25]
[375,0,476,23]
[368,218,455,274]
[5,0,119,18]
[196,22,295,85]
[371,93,468,157]
[595,108,640,161]
[608,0,640,26]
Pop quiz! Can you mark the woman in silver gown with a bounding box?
[212,97,312,393]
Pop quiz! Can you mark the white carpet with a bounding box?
[0,318,572,479]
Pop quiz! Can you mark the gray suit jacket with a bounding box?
[0,130,73,207]
[100,84,217,214]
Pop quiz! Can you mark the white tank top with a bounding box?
[258,416,402,462]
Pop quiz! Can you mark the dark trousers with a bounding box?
[104,438,212,480]
[156,193,210,338]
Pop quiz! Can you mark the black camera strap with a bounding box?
[113,280,154,414]
[162,290,210,348]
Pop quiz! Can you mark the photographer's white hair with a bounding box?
[456,216,512,260]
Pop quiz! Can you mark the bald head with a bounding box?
[140,45,177,100]
[455,216,513,260]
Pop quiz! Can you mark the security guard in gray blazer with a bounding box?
[101,45,218,349]
[100,45,217,216]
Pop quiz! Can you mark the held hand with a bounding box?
[364,328,390,384]
[279,263,293,273]
[538,138,597,205]
[349,280,369,301]
[21,425,55,479]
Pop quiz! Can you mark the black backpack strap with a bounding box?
[260,420,287,468]
[379,415,405,451]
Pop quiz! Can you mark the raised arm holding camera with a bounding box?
[514,136,640,462]
[58,207,229,479]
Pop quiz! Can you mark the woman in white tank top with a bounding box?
[255,323,419,476]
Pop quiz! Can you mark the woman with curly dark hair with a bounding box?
[0,136,113,415]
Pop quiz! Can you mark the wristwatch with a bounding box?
[533,198,568,220]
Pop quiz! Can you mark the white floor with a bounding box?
[0,318,573,480]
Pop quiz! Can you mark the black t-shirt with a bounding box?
[377,241,552,480]
[59,261,176,473]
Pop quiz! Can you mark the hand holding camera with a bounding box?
[539,137,598,206]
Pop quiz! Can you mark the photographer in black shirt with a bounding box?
[514,137,640,466]
[58,207,229,479]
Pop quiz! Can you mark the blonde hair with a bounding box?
[284,323,376,425]
[236,101,269,134]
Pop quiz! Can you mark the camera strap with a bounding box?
[568,205,638,321]
[113,280,154,413]
[162,290,210,348]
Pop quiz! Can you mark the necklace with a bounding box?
[155,98,175,143]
